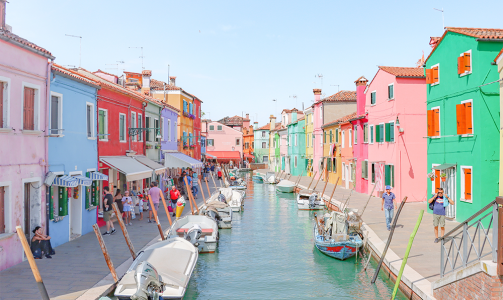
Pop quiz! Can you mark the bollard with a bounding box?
[92,224,118,282]
[112,203,136,260]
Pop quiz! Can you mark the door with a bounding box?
[69,185,83,240]
[345,165,350,189]
[443,167,456,219]
[24,183,31,243]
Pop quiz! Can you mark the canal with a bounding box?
[184,176,407,299]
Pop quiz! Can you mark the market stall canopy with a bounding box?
[433,163,457,170]
[244,153,254,160]
[73,175,93,186]
[89,171,108,181]
[53,175,78,187]
[203,152,217,159]
[134,156,166,175]
[206,151,241,161]
[163,151,203,168]
[100,156,153,181]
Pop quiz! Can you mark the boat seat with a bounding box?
[175,228,213,237]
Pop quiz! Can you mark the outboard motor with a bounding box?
[131,261,164,300]
[184,224,202,247]
[309,193,318,208]
[217,192,226,203]
[206,210,221,222]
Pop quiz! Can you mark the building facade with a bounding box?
[497,48,503,195]
[205,121,243,164]
[243,124,254,162]
[304,107,314,176]
[253,123,270,163]
[350,76,369,194]
[322,121,342,186]
[339,113,357,189]
[287,114,307,176]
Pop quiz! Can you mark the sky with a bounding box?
[6,0,503,126]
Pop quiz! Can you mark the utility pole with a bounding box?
[129,46,144,70]
[65,34,82,68]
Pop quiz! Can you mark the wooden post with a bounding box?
[147,195,165,240]
[183,176,195,214]
[497,197,503,276]
[312,171,323,191]
[324,178,340,211]
[159,192,173,226]
[320,170,329,199]
[15,226,51,300]
[359,181,378,218]
[92,224,119,282]
[112,203,136,259]
[307,171,317,190]
[205,178,212,200]
[294,169,305,187]
[210,171,217,189]
[198,179,206,203]
[371,196,408,284]
[186,180,199,214]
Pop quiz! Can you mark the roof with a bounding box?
[281,108,300,113]
[322,90,357,102]
[426,27,503,63]
[258,124,270,131]
[270,124,284,132]
[94,69,118,79]
[354,76,368,83]
[52,64,101,88]
[0,28,54,59]
[378,66,425,78]
[150,78,181,91]
[495,47,503,63]
[321,112,357,128]
[218,115,250,126]
[297,116,305,121]
[142,70,152,76]
[348,113,367,122]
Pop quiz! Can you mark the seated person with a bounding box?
[30,226,55,259]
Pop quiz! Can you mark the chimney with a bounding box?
[253,122,258,130]
[245,113,249,119]
[269,115,276,131]
[169,76,176,86]
[313,88,322,103]
[243,113,250,128]
[0,0,6,30]
[291,108,298,123]
[142,70,151,96]
[354,76,368,115]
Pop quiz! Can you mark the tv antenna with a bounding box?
[433,8,444,31]
[65,34,82,68]
[315,74,323,88]
[330,84,340,92]
[129,47,144,70]
[105,61,125,76]
[289,95,298,108]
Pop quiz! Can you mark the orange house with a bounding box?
[243,124,254,162]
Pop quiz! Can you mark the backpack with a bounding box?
[429,196,437,210]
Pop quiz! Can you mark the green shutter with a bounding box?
[390,123,395,142]
[329,130,332,143]
[385,123,391,142]
[146,117,150,141]
[370,126,374,143]
[385,165,390,186]
[376,125,380,143]
[59,186,68,216]
[380,125,384,142]
[324,131,326,143]
[49,186,54,220]
[92,180,99,206]
[391,165,395,187]
[335,129,339,143]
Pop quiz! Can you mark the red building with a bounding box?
[192,94,203,160]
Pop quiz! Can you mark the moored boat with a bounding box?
[297,190,324,210]
[264,172,277,184]
[166,215,219,253]
[114,237,198,300]
[200,191,233,228]
[276,179,296,193]
[252,174,264,182]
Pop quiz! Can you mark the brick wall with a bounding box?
[434,271,503,300]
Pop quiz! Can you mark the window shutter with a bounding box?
[457,56,465,74]
[390,123,395,142]
[0,186,4,234]
[391,165,395,187]
[324,131,326,143]
[464,53,471,72]
[380,124,384,142]
[146,117,150,141]
[425,69,433,84]
[385,123,391,142]
[385,165,390,186]
[361,161,365,178]
[432,67,439,84]
[376,125,380,142]
[51,96,59,135]
[433,109,440,136]
[464,168,472,200]
[435,170,440,191]
[456,104,466,135]
[23,87,35,130]
[464,102,473,134]
[372,164,375,183]
[0,82,3,128]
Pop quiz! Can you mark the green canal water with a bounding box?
[184,177,407,299]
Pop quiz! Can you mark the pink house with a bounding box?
[204,121,243,164]
[0,1,55,271]
[350,76,369,194]
[366,66,427,202]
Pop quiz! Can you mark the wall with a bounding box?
[205,121,243,155]
[353,81,369,194]
[145,101,161,162]
[324,124,342,186]
[160,107,178,153]
[313,101,324,174]
[434,270,503,299]
[193,98,202,160]
[304,109,314,176]
[253,128,269,163]
[324,102,357,123]
[0,39,49,271]
[498,54,503,195]
[340,122,355,189]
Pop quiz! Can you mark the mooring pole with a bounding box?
[294,169,305,187]
[159,192,173,226]
[391,210,424,300]
[148,195,165,240]
[307,171,317,190]
[186,179,199,214]
[205,178,212,201]
[15,226,51,300]
[359,182,378,218]
[112,203,136,259]
[325,177,340,211]
[183,176,195,214]
[198,179,206,203]
[210,171,217,189]
[312,168,324,191]
[371,196,408,284]
[92,224,118,282]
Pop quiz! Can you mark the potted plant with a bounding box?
[146,144,153,149]
[155,144,161,149]
[427,172,436,181]
[440,172,447,182]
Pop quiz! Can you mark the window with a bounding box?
[348,129,352,147]
[342,162,346,180]
[183,100,187,113]
[329,130,332,143]
[189,103,193,114]
[341,131,345,148]
[263,156,268,163]
[137,114,143,141]
[98,109,108,141]
[371,91,376,105]
[160,118,165,141]
[385,164,395,187]
[371,163,375,183]
[145,116,151,141]
[23,86,38,130]
[426,64,440,85]
[236,138,240,146]
[461,166,472,202]
[261,131,265,137]
[131,112,137,141]
[376,123,384,143]
[0,78,10,128]
[427,107,440,137]
[456,100,473,135]
[154,119,160,142]
[458,50,472,76]
[189,133,193,145]
[335,128,339,143]
[294,156,298,168]
[86,103,94,138]
[332,158,337,173]
[388,84,394,100]
[350,163,355,182]
[119,113,126,142]
[0,186,5,234]
[362,160,368,179]
[324,131,327,144]
[50,93,63,136]
[385,121,395,142]
[262,142,266,148]
[295,134,298,146]
[370,125,374,144]
[354,126,357,144]
[217,125,222,131]
[209,125,214,131]
[363,123,368,143]
[207,139,214,146]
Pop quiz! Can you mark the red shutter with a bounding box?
[427,110,434,136]
[23,87,35,130]
[464,168,472,200]
[457,56,465,74]
[0,82,3,128]
[432,67,439,84]
[464,52,471,72]
[435,170,440,191]
[433,109,440,136]
[464,102,473,134]
[425,69,433,84]
[456,104,466,135]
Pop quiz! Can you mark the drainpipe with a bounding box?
[45,59,53,235]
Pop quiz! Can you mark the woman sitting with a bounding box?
[30,226,55,259]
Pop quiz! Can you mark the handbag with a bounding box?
[429,196,436,210]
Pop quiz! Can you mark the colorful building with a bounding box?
[496,48,503,195]
[0,2,54,271]
[366,66,427,203]
[253,123,270,164]
[205,121,243,164]
[350,76,369,194]
[322,120,342,186]
[278,127,288,172]
[425,27,502,221]
[192,95,203,160]
[243,123,254,163]
[339,113,357,189]
[304,106,314,176]
[268,115,277,170]
[287,112,307,176]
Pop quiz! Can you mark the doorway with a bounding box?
[23,181,41,245]
[443,167,456,219]
[24,183,31,243]
[345,164,350,189]
[69,185,82,241]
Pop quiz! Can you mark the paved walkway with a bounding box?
[0,178,220,300]
[258,170,460,288]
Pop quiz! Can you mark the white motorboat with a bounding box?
[114,237,198,300]
[265,172,277,184]
[207,188,244,212]
[166,215,219,253]
[276,179,296,193]
[297,189,325,210]
[200,192,233,229]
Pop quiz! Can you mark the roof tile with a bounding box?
[0,28,53,58]
[378,66,425,78]
[322,90,357,102]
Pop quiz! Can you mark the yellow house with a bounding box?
[496,48,503,194]
[322,120,342,186]
[304,107,314,176]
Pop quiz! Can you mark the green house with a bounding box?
[274,132,281,172]
[425,27,502,221]
[287,113,307,176]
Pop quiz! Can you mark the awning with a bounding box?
[163,151,203,168]
[100,156,153,181]
[73,175,92,186]
[53,175,78,187]
[134,156,167,175]
[89,171,108,181]
[244,154,254,159]
[433,163,456,170]
[203,152,217,159]
[207,151,241,161]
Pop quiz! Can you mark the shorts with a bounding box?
[149,203,159,212]
[123,206,131,212]
[433,214,446,227]
[138,203,143,212]
[103,210,112,221]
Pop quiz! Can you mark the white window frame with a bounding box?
[98,108,108,141]
[460,166,473,203]
[342,162,346,180]
[161,117,165,141]
[167,119,172,141]
[459,50,472,77]
[217,125,222,131]
[431,63,440,86]
[0,76,11,130]
[378,123,385,144]
[369,125,374,144]
[207,139,214,147]
[348,129,352,148]
[341,130,345,148]
[431,164,440,194]
[261,131,265,137]
[145,116,152,142]
[263,156,268,163]
[262,142,266,149]
[49,91,64,137]
[137,113,143,142]
[354,126,357,145]
[370,91,377,106]
[21,82,41,132]
[86,102,95,140]
[119,113,126,143]
[387,83,394,101]
[349,163,353,182]
[131,111,137,142]
[154,118,159,142]
[460,99,474,137]
[431,106,441,139]
[363,123,368,144]
[364,159,369,180]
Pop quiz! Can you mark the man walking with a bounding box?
[381,185,397,231]
[102,186,116,235]
[428,188,454,243]
[147,182,162,223]
[169,185,181,217]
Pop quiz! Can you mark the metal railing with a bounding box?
[440,199,499,277]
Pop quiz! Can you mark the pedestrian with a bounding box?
[102,186,116,235]
[170,185,181,217]
[210,163,215,173]
[428,187,454,243]
[381,185,397,231]
[122,191,133,225]
[114,189,123,217]
[30,226,55,259]
[192,171,199,199]
[147,182,162,223]
[217,169,222,180]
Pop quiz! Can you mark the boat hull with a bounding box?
[166,216,219,254]
[276,185,295,193]
[313,224,363,260]
[297,199,324,210]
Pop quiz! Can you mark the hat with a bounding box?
[385,185,391,190]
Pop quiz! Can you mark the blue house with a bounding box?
[48,64,106,247]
